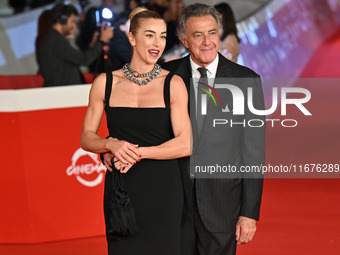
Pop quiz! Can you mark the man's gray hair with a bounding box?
[177,3,222,39]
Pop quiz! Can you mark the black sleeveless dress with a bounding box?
[103,72,183,255]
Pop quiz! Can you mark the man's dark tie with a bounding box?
[197,67,208,135]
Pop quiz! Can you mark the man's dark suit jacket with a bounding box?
[162,53,265,233]
[38,28,104,87]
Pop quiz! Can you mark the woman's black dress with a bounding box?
[103,72,183,255]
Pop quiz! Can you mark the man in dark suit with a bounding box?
[162,3,265,255]
[38,3,113,87]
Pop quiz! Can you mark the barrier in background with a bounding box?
[0,85,108,243]
[0,73,95,90]
[0,74,43,89]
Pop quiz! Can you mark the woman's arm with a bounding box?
[80,73,140,164]
[139,74,191,160]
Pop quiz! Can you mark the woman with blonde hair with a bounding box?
[80,6,190,255]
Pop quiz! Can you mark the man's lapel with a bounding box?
[198,54,233,148]
[215,52,233,78]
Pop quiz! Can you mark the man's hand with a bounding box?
[102,152,114,171]
[235,216,257,245]
[113,158,134,174]
[103,152,135,173]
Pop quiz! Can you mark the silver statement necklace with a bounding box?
[123,63,161,86]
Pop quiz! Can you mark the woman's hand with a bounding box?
[106,137,141,165]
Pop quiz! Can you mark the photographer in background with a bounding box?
[77,0,118,74]
[38,3,113,87]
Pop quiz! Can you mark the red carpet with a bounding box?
[0,236,107,255]
[1,33,340,255]
[238,179,340,255]
[300,32,340,78]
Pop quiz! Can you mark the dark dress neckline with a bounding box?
[105,71,174,109]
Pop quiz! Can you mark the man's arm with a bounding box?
[237,74,265,245]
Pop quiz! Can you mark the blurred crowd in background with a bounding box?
[1,0,240,86]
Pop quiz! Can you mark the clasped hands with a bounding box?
[104,137,142,173]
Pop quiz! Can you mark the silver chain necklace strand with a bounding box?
[123,63,161,86]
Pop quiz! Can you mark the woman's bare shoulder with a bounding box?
[171,74,185,86]
[91,73,106,90]
[169,74,187,98]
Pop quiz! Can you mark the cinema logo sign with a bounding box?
[66,148,106,187]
